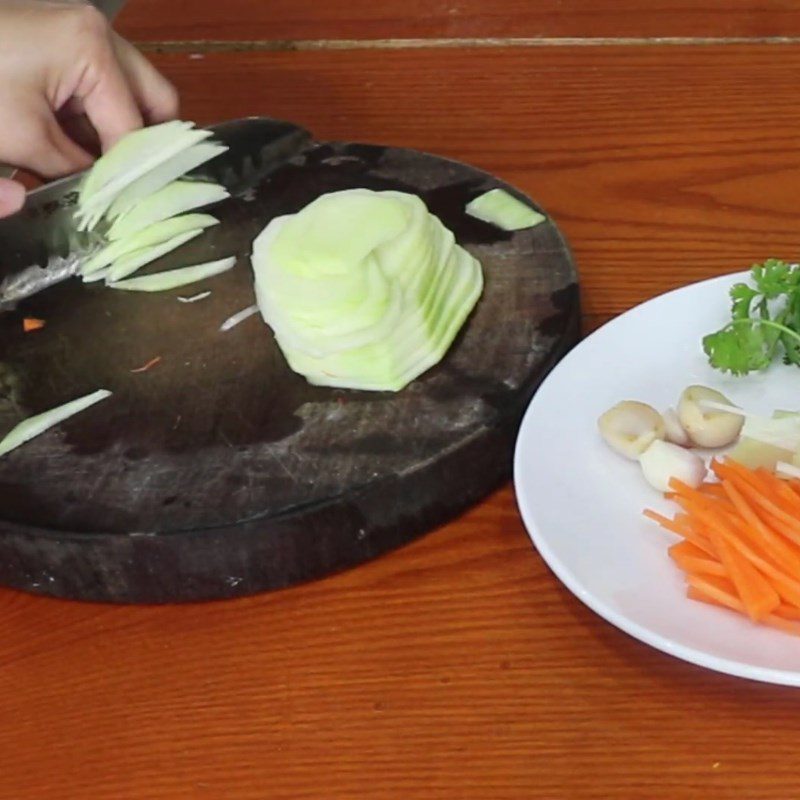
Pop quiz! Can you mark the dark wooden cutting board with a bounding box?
[0,138,579,602]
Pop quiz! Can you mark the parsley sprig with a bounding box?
[703,259,800,375]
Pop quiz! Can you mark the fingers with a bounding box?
[113,35,180,124]
[39,111,93,176]
[0,178,25,218]
[56,99,102,157]
[0,97,92,178]
[77,49,144,152]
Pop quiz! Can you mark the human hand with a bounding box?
[0,0,179,217]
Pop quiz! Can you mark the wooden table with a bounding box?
[4,3,800,797]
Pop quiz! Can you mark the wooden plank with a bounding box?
[2,485,798,800]
[144,45,800,317]
[116,0,800,42]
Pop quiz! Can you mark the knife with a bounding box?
[0,117,312,311]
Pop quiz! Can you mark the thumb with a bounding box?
[0,178,25,218]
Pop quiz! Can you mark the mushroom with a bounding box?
[598,401,665,459]
[677,385,743,448]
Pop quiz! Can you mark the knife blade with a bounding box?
[0,117,312,311]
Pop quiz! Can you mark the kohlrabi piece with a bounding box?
[253,215,404,357]
[270,189,409,277]
[82,214,218,275]
[465,188,545,231]
[0,389,111,458]
[108,180,229,241]
[220,304,259,332]
[109,256,236,292]
[253,191,454,359]
[82,267,111,283]
[282,251,482,391]
[107,229,204,282]
[81,121,192,199]
[105,143,228,221]
[77,127,214,230]
[177,291,212,303]
[252,188,483,391]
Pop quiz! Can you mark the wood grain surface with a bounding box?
[149,45,800,317]
[116,0,800,42]
[5,4,800,799]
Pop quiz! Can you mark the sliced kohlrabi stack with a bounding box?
[252,188,483,392]
[74,120,234,288]
[82,213,219,276]
[105,142,228,221]
[107,180,229,241]
[77,123,216,230]
[107,228,205,282]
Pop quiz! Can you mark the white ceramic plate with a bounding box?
[514,271,800,686]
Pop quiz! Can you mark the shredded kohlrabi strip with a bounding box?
[178,291,212,303]
[108,256,236,292]
[0,389,111,457]
[465,188,545,231]
[220,304,259,332]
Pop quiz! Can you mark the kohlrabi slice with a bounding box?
[285,247,481,391]
[465,188,545,231]
[253,216,405,358]
[82,267,111,283]
[107,229,204,282]
[82,214,218,275]
[0,389,111,458]
[77,128,214,230]
[252,188,484,391]
[81,120,192,199]
[105,143,228,221]
[254,191,449,357]
[270,189,409,277]
[108,256,236,292]
[108,181,229,241]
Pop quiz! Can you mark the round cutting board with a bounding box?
[0,137,579,602]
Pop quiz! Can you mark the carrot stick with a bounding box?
[667,492,783,617]
[716,461,800,544]
[643,460,800,636]
[756,509,800,550]
[710,531,779,620]
[686,573,743,612]
[713,458,769,493]
[668,541,726,577]
[698,483,728,499]
[730,477,800,538]
[775,604,800,621]
[687,576,800,637]
[713,515,800,608]
[643,508,715,555]
[719,480,800,577]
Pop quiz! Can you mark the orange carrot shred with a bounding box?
[130,356,162,374]
[687,576,800,637]
[23,317,45,332]
[644,457,800,637]
[668,541,726,577]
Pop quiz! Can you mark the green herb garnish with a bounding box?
[703,259,800,375]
